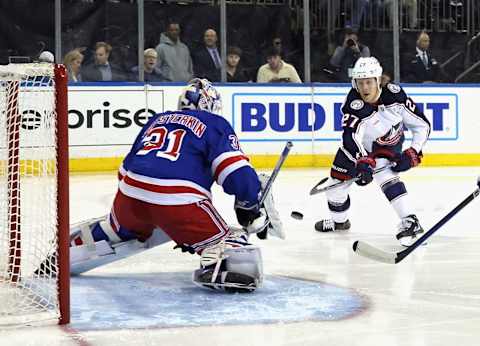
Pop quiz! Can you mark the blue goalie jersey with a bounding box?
[118,109,261,208]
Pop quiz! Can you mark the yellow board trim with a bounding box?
[68,154,480,173]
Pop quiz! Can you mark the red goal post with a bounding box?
[0,63,69,325]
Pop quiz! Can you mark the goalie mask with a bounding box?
[178,78,222,114]
[351,57,383,91]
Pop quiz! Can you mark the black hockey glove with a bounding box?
[392,147,422,172]
[355,156,375,186]
[235,205,261,227]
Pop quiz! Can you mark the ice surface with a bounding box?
[2,167,480,346]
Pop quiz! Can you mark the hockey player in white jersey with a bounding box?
[315,57,431,247]
[55,79,283,292]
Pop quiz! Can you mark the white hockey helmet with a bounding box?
[178,78,222,114]
[351,57,383,90]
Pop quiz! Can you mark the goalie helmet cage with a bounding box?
[0,63,69,325]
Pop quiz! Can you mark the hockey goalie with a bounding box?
[64,79,283,292]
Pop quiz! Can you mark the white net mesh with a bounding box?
[0,63,61,325]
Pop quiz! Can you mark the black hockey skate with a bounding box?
[314,219,351,232]
[396,214,424,247]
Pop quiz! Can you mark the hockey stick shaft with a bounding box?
[259,141,293,205]
[310,162,395,195]
[395,186,480,262]
[353,184,480,264]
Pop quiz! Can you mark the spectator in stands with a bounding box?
[131,48,169,82]
[81,42,124,82]
[63,49,84,82]
[256,47,301,83]
[155,22,193,82]
[261,36,293,67]
[192,28,221,82]
[329,31,370,82]
[384,0,418,29]
[265,37,286,60]
[402,31,444,83]
[226,46,251,82]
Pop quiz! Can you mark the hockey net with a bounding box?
[0,63,69,325]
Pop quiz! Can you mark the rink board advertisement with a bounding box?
[61,83,478,169]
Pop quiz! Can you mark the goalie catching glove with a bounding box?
[234,173,284,239]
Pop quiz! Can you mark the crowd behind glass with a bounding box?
[28,0,480,84]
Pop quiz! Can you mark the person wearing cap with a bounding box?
[256,47,301,83]
[131,48,169,82]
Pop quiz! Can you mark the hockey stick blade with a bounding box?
[309,177,329,195]
[310,163,395,195]
[353,184,480,264]
[352,240,397,264]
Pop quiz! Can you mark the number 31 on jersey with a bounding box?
[136,126,187,161]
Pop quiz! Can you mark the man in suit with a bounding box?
[192,29,221,82]
[402,31,444,83]
[81,42,125,82]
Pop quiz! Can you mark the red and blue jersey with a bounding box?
[118,109,261,209]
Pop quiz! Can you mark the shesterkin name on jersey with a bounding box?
[153,113,207,138]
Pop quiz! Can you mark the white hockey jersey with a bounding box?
[340,83,431,161]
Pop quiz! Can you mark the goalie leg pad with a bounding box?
[71,239,145,275]
[193,244,263,292]
[70,214,139,248]
[70,227,171,275]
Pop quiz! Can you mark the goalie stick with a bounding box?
[259,141,293,205]
[255,141,293,239]
[309,162,395,195]
[352,177,480,264]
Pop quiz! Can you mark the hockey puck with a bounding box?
[291,211,304,220]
